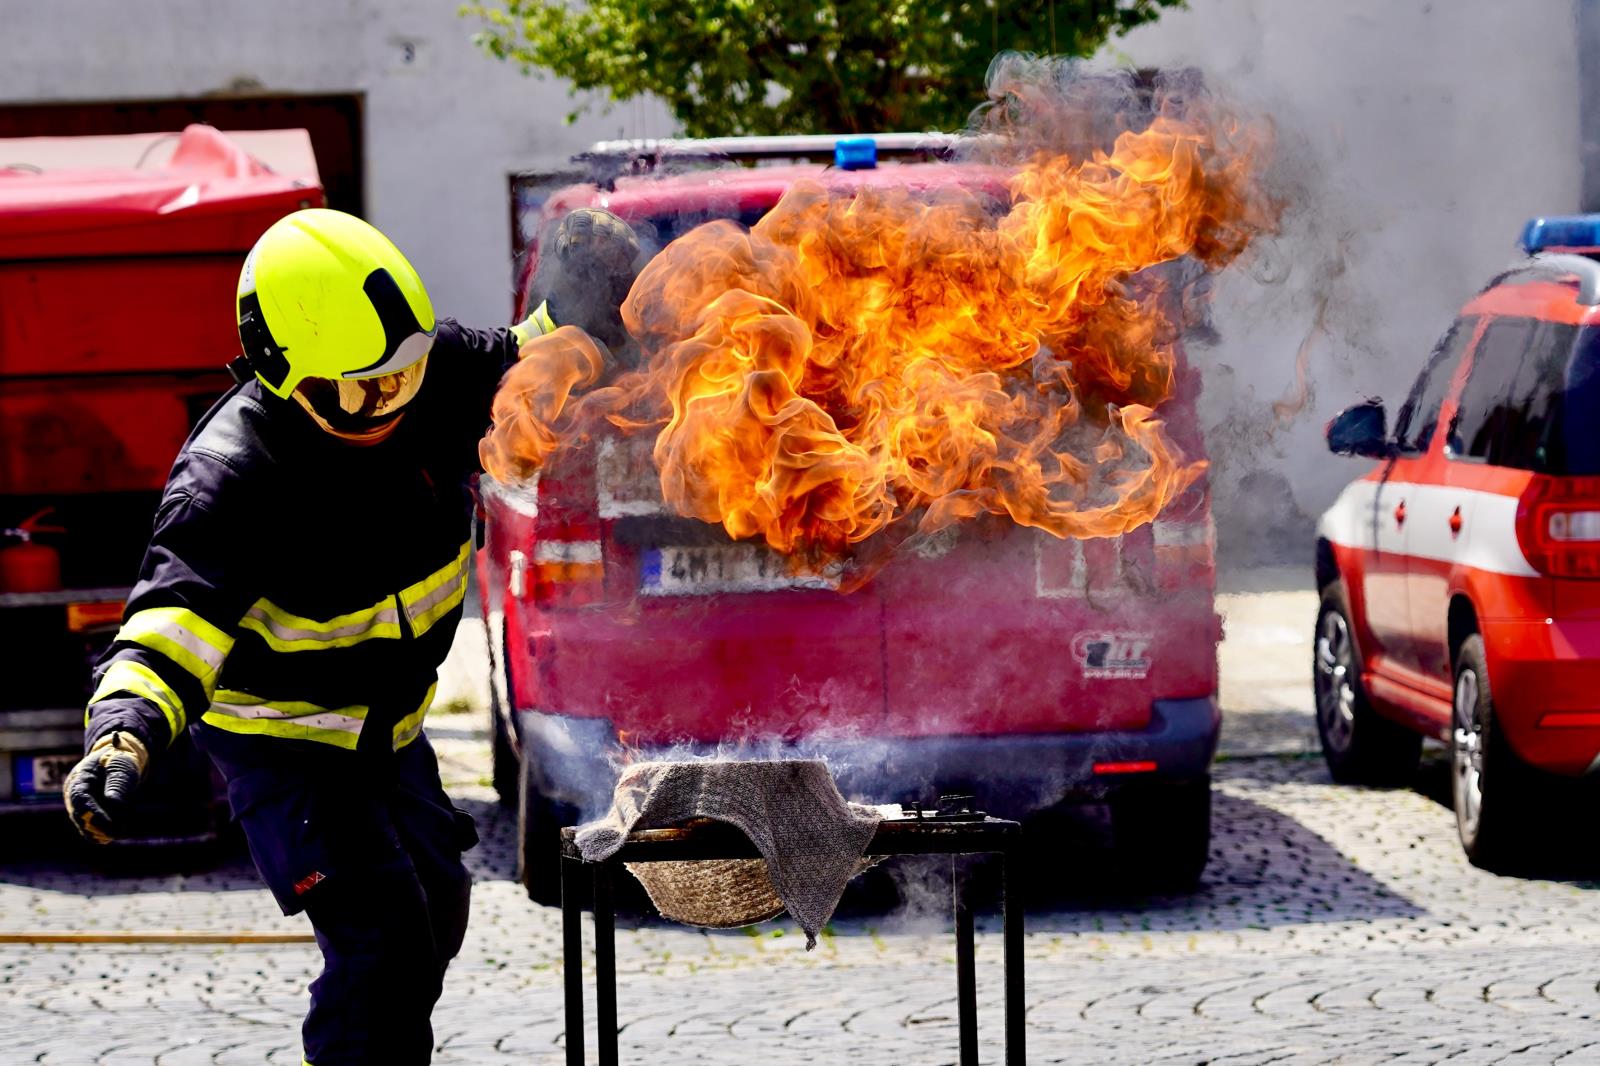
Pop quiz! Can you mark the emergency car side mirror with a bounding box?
[1326,400,1393,459]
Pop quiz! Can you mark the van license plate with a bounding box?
[641,546,838,596]
[16,753,76,797]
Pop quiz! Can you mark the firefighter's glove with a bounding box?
[63,731,150,844]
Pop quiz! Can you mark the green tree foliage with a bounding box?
[461,1,1185,137]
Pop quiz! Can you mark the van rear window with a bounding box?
[631,207,774,254]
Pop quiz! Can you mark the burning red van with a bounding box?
[481,136,1224,901]
[1318,217,1600,870]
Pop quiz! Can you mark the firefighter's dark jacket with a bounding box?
[85,321,519,762]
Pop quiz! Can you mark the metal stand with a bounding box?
[559,816,1024,1066]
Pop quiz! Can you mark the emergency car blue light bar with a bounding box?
[1521,215,1600,255]
[835,137,877,170]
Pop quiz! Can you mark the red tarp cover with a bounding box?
[0,124,322,259]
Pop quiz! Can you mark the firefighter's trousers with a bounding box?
[200,729,478,1066]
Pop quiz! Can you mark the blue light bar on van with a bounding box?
[834,137,877,171]
[1521,215,1600,254]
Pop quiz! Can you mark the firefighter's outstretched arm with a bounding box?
[65,489,250,844]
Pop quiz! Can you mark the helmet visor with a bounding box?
[296,355,428,434]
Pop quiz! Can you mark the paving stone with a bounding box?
[8,590,1600,1061]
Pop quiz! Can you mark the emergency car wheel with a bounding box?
[1108,777,1211,893]
[1452,634,1529,870]
[1314,588,1421,785]
[516,753,565,906]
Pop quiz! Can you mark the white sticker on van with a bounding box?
[597,437,668,519]
[1072,631,1153,680]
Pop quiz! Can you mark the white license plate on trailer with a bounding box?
[17,753,76,797]
[641,545,837,596]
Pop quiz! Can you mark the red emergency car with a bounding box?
[481,136,1223,901]
[1318,218,1600,868]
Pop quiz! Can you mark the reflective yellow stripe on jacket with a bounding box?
[399,542,470,638]
[116,606,234,696]
[391,692,433,751]
[87,607,237,737]
[238,541,469,651]
[89,660,185,738]
[239,594,401,652]
[201,682,437,752]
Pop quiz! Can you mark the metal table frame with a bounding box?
[559,816,1024,1066]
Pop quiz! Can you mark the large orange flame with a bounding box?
[482,106,1275,567]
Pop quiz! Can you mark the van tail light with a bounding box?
[1515,475,1600,578]
[1153,514,1215,589]
[526,535,604,607]
[523,455,606,608]
[1149,479,1214,590]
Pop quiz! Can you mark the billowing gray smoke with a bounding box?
[1097,0,1585,567]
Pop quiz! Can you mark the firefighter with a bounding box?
[528,204,642,363]
[62,206,638,1066]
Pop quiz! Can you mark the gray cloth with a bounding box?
[575,759,881,948]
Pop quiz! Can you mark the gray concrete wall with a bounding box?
[0,0,674,327]
[1100,1,1583,562]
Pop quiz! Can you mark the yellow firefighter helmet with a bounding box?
[233,209,436,409]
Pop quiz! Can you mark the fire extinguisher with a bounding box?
[0,508,66,594]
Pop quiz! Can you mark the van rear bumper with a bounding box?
[517,696,1220,821]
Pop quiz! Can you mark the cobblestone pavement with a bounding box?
[6,582,1600,1064]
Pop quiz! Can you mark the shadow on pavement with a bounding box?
[453,782,1429,937]
[1216,709,1318,757]
[1004,785,1425,934]
[0,813,261,897]
[10,761,1594,925]
[459,794,521,884]
[1410,748,1600,884]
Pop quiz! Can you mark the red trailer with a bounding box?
[0,125,321,829]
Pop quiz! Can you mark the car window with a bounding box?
[1448,316,1576,468]
[1393,317,1475,454]
[1549,325,1600,474]
[1494,320,1574,470]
